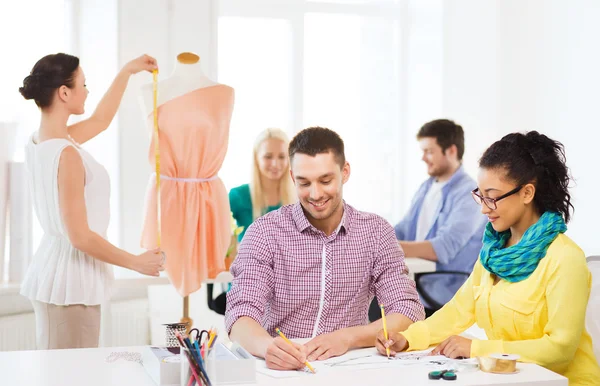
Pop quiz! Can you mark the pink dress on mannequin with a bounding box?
[141,84,234,297]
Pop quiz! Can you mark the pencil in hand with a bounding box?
[275,328,316,374]
[380,304,391,359]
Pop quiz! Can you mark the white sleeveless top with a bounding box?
[20,136,114,305]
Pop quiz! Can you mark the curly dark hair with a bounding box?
[479,131,574,222]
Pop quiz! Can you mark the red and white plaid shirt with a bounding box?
[225,202,425,339]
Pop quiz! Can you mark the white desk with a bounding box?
[0,346,567,386]
[405,257,436,279]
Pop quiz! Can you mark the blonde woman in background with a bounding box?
[207,128,296,314]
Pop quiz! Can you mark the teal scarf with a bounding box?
[480,211,567,282]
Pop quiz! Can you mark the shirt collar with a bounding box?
[448,164,467,185]
[292,201,352,235]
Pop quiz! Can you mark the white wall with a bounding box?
[442,0,499,180]
[443,0,600,255]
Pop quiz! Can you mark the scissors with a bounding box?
[188,328,209,345]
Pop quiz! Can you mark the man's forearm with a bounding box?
[344,313,414,349]
[399,241,438,261]
[229,316,274,358]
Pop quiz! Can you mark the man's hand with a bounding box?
[304,330,353,361]
[265,337,308,371]
[375,330,408,356]
[430,335,472,359]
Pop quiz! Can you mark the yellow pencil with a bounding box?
[380,304,391,358]
[206,330,216,348]
[275,328,316,374]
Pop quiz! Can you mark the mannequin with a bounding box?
[139,52,234,329]
[139,52,217,117]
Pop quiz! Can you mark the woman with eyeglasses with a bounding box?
[376,131,600,385]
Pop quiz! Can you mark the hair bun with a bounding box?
[524,131,562,166]
[524,131,550,147]
[19,74,43,100]
[20,53,80,108]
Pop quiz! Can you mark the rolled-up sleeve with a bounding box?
[225,220,274,334]
[373,219,425,322]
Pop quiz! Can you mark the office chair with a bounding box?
[415,271,470,317]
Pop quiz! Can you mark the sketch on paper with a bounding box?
[321,347,446,368]
[254,347,466,378]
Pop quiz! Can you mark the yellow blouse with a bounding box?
[401,234,600,386]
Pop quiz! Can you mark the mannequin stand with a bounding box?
[178,272,234,332]
[181,296,193,333]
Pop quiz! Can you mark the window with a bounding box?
[0,0,68,128]
[0,0,68,282]
[218,17,294,190]
[217,0,443,224]
[402,0,444,206]
[0,0,123,281]
[303,12,402,220]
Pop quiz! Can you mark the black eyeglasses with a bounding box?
[471,185,523,210]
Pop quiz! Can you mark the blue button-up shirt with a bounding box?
[394,166,487,273]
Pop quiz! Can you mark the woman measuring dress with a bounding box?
[19,53,164,350]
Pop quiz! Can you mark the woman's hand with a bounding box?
[124,54,158,75]
[133,248,165,277]
[430,336,472,359]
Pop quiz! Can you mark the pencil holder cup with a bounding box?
[180,347,195,386]
[204,343,256,384]
[179,343,256,385]
[164,322,188,347]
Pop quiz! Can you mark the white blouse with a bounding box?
[20,135,113,305]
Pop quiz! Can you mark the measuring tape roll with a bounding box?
[477,353,519,374]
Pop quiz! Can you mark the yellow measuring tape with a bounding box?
[477,353,519,374]
[152,69,162,248]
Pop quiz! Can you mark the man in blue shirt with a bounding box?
[394,119,486,314]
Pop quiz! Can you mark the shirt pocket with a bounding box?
[499,287,543,339]
[473,285,485,321]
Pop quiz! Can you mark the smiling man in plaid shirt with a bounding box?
[226,127,425,371]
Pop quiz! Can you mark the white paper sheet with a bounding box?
[255,347,451,378]
[255,359,329,378]
[321,347,448,369]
